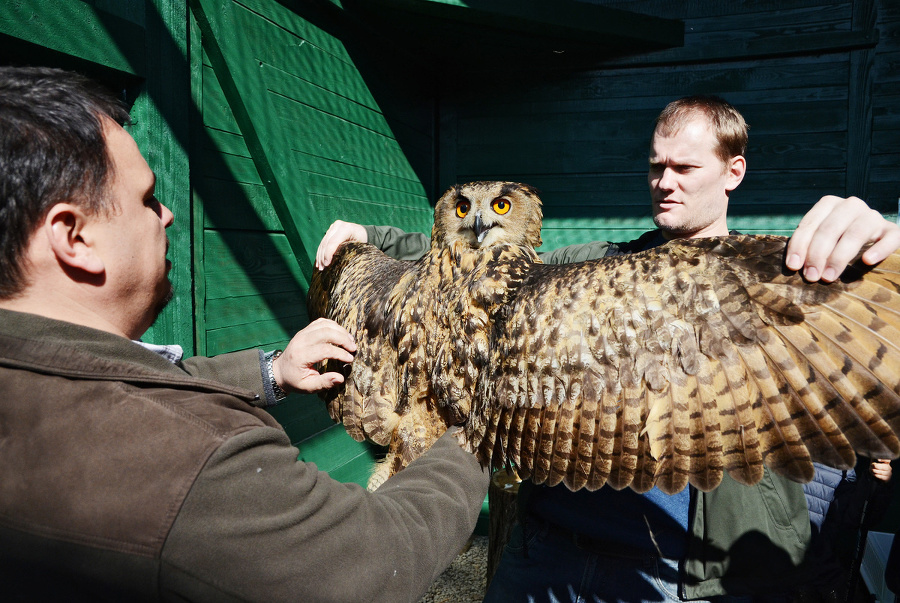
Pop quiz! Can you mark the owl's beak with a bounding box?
[472,213,491,244]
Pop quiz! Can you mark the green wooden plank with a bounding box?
[450,57,848,111]
[203,230,308,299]
[202,64,243,134]
[305,172,429,209]
[205,291,306,331]
[267,93,420,183]
[258,39,384,117]
[596,0,843,20]
[295,423,376,474]
[454,129,849,177]
[327,458,376,488]
[300,158,429,202]
[846,0,875,199]
[267,395,336,442]
[192,0,438,276]
[873,50,900,84]
[262,63,395,140]
[0,0,145,75]
[198,149,263,185]
[685,3,853,33]
[206,316,306,355]
[191,0,314,275]
[204,127,251,157]
[363,0,683,48]
[136,0,194,353]
[190,10,209,357]
[234,0,355,63]
[306,194,433,235]
[598,5,874,68]
[198,179,281,231]
[89,0,146,26]
[457,99,849,143]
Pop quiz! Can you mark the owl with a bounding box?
[309,181,900,494]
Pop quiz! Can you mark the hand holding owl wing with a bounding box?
[474,235,900,494]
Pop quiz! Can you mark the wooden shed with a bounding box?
[2,0,898,535]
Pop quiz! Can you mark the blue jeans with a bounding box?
[484,518,690,603]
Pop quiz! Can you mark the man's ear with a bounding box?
[44,203,105,274]
[724,155,747,193]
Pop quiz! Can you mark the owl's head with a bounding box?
[431,181,543,249]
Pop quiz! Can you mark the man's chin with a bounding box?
[653,213,680,231]
[152,280,174,318]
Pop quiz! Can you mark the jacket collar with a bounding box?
[0,309,257,401]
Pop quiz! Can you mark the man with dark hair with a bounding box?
[316,95,900,602]
[0,66,490,601]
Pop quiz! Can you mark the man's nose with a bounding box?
[161,202,175,228]
[657,167,677,190]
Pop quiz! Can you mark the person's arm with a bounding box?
[316,220,431,267]
[538,240,614,264]
[366,225,431,261]
[180,349,267,396]
[785,195,900,281]
[160,426,490,602]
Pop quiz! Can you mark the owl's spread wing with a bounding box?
[473,235,900,494]
[309,242,420,446]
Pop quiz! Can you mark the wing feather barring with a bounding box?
[309,182,900,493]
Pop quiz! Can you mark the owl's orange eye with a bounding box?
[492,198,511,215]
[456,200,470,218]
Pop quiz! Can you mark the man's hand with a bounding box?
[785,195,900,282]
[272,318,357,394]
[315,220,367,271]
[871,459,893,483]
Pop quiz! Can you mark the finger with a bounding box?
[316,221,348,270]
[798,201,869,281]
[297,371,345,394]
[308,342,355,365]
[311,372,346,390]
[315,223,340,271]
[785,196,842,271]
[860,224,900,265]
[819,208,890,279]
[814,211,900,281]
[303,318,357,353]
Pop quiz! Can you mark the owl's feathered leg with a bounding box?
[367,401,450,491]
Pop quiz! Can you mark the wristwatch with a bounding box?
[266,349,287,402]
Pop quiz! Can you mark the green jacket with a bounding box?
[363,224,811,598]
[0,308,489,602]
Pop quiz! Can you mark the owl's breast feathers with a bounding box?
[309,240,539,444]
[311,234,900,494]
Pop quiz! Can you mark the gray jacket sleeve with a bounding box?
[160,427,490,602]
[365,225,431,261]
[538,240,613,264]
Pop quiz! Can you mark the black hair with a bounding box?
[0,66,130,298]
